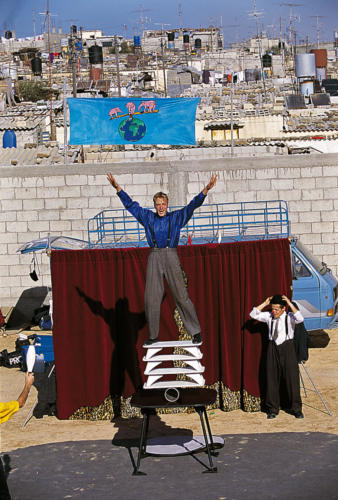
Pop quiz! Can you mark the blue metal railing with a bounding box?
[87,200,289,248]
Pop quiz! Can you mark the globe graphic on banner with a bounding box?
[118,117,146,142]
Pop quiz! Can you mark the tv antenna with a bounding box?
[280,3,303,46]
[311,15,324,48]
[248,0,266,98]
[130,5,151,34]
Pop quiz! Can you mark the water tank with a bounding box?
[4,30,12,39]
[300,80,314,97]
[316,67,326,83]
[310,49,327,68]
[167,32,175,42]
[262,54,272,68]
[183,34,189,44]
[334,31,338,48]
[88,45,103,64]
[133,36,141,47]
[71,25,77,34]
[194,38,202,49]
[3,130,17,148]
[295,54,316,78]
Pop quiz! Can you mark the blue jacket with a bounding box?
[117,189,206,248]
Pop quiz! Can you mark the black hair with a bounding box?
[270,294,287,308]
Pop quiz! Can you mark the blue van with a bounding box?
[87,199,338,333]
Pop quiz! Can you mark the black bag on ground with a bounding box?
[32,305,50,326]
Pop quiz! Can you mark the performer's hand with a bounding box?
[203,174,217,195]
[107,173,121,192]
[282,295,292,307]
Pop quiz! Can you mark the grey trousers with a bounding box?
[144,248,201,340]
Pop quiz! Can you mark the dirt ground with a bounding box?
[1,329,337,452]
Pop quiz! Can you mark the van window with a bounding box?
[295,240,327,275]
[293,253,311,278]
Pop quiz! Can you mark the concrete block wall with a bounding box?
[0,153,337,309]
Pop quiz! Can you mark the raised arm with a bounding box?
[202,174,217,196]
[107,173,121,192]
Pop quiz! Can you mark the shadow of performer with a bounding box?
[76,287,146,418]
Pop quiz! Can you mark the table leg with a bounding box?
[196,407,217,473]
[133,411,149,476]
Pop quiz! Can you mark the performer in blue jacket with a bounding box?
[107,173,217,345]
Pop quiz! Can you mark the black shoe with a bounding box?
[192,333,202,344]
[267,413,277,419]
[144,338,158,346]
[294,411,304,419]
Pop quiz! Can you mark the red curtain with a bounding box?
[51,239,292,419]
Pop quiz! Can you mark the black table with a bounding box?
[130,387,222,474]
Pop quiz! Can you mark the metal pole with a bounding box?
[114,35,121,97]
[63,78,68,164]
[161,39,167,97]
[230,80,234,157]
[47,0,55,140]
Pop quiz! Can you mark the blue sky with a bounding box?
[2,0,337,44]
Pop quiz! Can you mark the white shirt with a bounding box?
[250,307,304,346]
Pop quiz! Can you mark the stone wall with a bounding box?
[0,153,337,311]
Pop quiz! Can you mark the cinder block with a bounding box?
[71,220,87,231]
[300,167,323,178]
[0,287,11,298]
[39,210,60,221]
[67,198,89,209]
[0,188,15,200]
[17,211,38,222]
[6,221,27,233]
[256,190,279,201]
[2,199,23,211]
[288,201,311,212]
[65,175,88,185]
[256,168,278,179]
[312,244,335,255]
[295,232,321,244]
[301,189,323,201]
[323,166,338,177]
[294,178,315,190]
[43,187,59,198]
[0,212,16,222]
[0,266,9,277]
[316,177,337,188]
[234,191,257,202]
[228,180,249,191]
[0,232,17,243]
[44,176,65,187]
[322,233,338,244]
[45,198,67,210]
[58,186,81,198]
[18,232,39,243]
[211,192,235,204]
[23,199,44,210]
[0,177,21,188]
[311,200,333,211]
[88,174,108,186]
[323,187,338,200]
[80,185,103,197]
[50,220,72,232]
[312,222,333,233]
[278,189,301,201]
[28,220,50,232]
[14,187,37,199]
[0,244,8,255]
[82,209,101,220]
[229,169,256,180]
[290,222,312,233]
[188,182,203,194]
[277,167,301,178]
[88,197,111,209]
[132,173,155,184]
[127,184,147,196]
[0,254,20,266]
[60,209,82,220]
[271,179,293,190]
[299,211,321,223]
[22,177,43,188]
